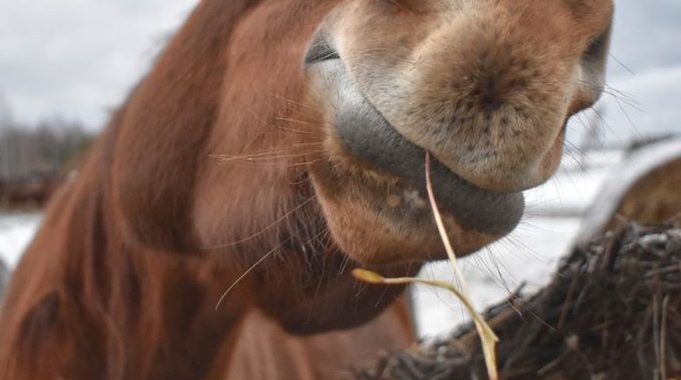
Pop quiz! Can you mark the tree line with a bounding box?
[0,117,93,183]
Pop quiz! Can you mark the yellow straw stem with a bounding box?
[424,152,499,380]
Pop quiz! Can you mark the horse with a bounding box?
[0,0,614,378]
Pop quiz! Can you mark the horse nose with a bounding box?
[459,44,518,116]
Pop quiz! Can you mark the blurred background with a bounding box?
[1,0,680,337]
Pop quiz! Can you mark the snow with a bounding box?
[0,213,41,268]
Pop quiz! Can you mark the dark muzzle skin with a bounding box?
[325,62,525,237]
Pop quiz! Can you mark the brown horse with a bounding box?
[0,1,614,379]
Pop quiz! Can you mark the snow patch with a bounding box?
[0,213,41,268]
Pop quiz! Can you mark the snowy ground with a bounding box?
[0,151,621,338]
[0,213,41,268]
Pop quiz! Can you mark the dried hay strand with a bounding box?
[357,222,681,380]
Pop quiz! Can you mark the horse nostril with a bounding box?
[481,96,503,113]
[479,77,504,113]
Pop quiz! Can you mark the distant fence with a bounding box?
[0,119,92,209]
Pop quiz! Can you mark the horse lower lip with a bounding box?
[334,95,523,236]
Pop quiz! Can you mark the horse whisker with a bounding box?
[211,148,325,163]
[202,195,316,250]
[214,238,290,311]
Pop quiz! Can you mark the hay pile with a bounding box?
[358,222,681,380]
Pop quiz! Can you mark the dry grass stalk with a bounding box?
[352,152,499,380]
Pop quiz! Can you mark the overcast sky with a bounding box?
[0,0,199,129]
[1,0,680,137]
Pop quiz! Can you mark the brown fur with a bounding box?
[0,0,613,378]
